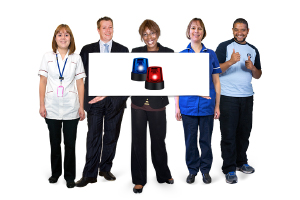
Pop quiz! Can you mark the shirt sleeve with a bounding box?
[254,48,261,70]
[75,56,87,80]
[211,51,222,74]
[215,42,227,64]
[38,53,49,77]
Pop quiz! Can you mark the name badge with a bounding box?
[57,86,64,97]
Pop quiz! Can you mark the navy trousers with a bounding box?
[182,114,214,175]
[83,97,125,178]
[131,108,172,186]
[219,95,253,174]
[45,118,79,182]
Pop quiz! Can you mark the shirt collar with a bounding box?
[99,39,113,47]
[185,43,207,52]
[55,49,69,60]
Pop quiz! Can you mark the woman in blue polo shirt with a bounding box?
[175,18,221,184]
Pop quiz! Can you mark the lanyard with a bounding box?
[56,54,68,82]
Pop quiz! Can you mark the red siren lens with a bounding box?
[146,67,163,83]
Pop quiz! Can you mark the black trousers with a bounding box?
[83,98,125,177]
[45,118,79,182]
[131,108,172,186]
[219,95,253,174]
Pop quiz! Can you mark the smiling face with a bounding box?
[55,28,70,50]
[98,20,113,43]
[232,23,249,44]
[189,21,204,43]
[142,27,158,51]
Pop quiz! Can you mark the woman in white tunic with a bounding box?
[38,24,86,188]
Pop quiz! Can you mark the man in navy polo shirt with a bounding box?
[215,18,262,184]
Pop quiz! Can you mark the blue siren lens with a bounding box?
[131,58,149,81]
[132,58,148,74]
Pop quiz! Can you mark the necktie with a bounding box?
[104,43,109,53]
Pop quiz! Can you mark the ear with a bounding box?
[97,28,100,35]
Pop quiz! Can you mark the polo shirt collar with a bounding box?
[185,43,207,52]
[55,49,69,60]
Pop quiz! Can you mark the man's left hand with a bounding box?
[245,56,255,71]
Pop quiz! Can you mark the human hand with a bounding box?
[245,56,255,70]
[200,96,211,99]
[78,107,85,121]
[175,107,182,121]
[39,105,47,118]
[230,49,240,65]
[214,107,220,119]
[88,96,106,104]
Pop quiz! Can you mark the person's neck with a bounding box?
[101,38,111,44]
[147,45,159,52]
[233,38,246,44]
[191,41,202,53]
[58,48,68,60]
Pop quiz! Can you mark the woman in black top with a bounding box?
[131,19,173,194]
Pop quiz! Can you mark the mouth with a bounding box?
[236,35,244,40]
[146,40,154,45]
[59,41,67,44]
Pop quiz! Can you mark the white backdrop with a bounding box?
[1,0,299,199]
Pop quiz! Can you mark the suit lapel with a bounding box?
[94,40,100,53]
[111,40,118,53]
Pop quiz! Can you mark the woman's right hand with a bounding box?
[175,106,182,121]
[39,105,47,118]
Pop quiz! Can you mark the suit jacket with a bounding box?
[80,40,129,112]
[131,43,173,109]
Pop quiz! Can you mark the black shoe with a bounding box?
[48,177,59,183]
[66,181,75,188]
[165,178,174,184]
[202,173,212,184]
[133,185,143,194]
[186,174,196,184]
[99,171,116,181]
[75,177,97,187]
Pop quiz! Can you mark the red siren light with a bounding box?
[145,66,164,90]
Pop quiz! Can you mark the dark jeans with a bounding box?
[83,98,125,177]
[219,95,253,174]
[45,118,79,182]
[182,114,214,175]
[131,108,172,186]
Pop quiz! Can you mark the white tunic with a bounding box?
[38,51,86,120]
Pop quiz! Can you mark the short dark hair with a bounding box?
[138,19,161,41]
[186,18,206,40]
[52,24,76,55]
[233,18,248,29]
[97,16,113,29]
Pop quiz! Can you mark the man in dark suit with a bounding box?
[76,16,129,187]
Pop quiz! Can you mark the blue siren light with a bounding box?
[131,58,149,81]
